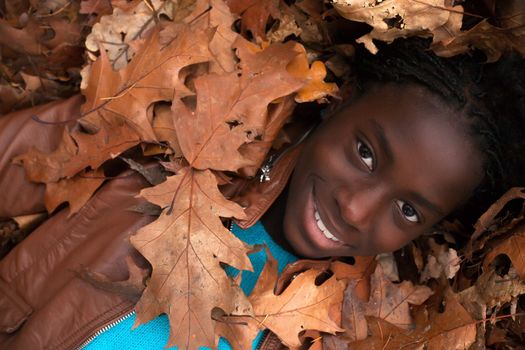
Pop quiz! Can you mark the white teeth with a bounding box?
[314,210,340,242]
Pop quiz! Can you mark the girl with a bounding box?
[0,39,524,349]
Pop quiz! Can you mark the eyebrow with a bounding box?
[370,119,394,163]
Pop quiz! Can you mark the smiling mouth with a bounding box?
[314,209,340,242]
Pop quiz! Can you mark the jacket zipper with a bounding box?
[255,329,271,350]
[76,311,135,349]
[259,123,318,183]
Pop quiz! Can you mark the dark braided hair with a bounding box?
[352,38,525,224]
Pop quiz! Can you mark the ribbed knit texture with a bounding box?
[84,221,297,349]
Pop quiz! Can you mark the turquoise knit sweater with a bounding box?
[83,221,297,350]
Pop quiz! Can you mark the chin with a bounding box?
[282,216,353,258]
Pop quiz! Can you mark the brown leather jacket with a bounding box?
[0,96,300,350]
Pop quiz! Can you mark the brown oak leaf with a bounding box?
[347,288,476,350]
[324,264,433,350]
[225,0,283,40]
[218,249,344,349]
[81,24,211,141]
[130,166,253,349]
[173,38,305,171]
[15,114,140,183]
[148,103,182,156]
[365,264,433,329]
[183,0,239,74]
[44,168,105,215]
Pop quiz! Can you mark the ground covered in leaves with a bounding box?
[1,0,525,349]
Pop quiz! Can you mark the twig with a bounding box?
[410,0,484,19]
[31,114,78,125]
[142,0,159,24]
[99,82,138,101]
[36,1,72,18]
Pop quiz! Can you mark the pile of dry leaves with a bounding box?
[2,0,525,349]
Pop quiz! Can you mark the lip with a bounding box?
[302,180,347,251]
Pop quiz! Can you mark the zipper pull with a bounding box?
[259,154,277,183]
[259,164,272,182]
[258,122,319,183]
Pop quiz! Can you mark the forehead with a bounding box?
[322,84,484,209]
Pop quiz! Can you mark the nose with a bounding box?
[334,184,386,232]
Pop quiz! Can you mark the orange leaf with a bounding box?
[287,49,339,103]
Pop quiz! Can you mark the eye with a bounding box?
[395,200,420,223]
[357,140,374,171]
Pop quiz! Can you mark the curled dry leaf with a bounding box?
[432,19,525,62]
[121,158,167,186]
[347,289,476,350]
[470,187,525,245]
[376,252,399,282]
[130,166,253,349]
[420,238,461,282]
[332,0,463,54]
[484,222,525,279]
[459,267,525,345]
[218,249,344,349]
[324,264,433,349]
[85,0,175,70]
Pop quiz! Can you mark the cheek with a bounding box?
[367,217,422,254]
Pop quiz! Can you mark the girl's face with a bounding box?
[283,84,484,258]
